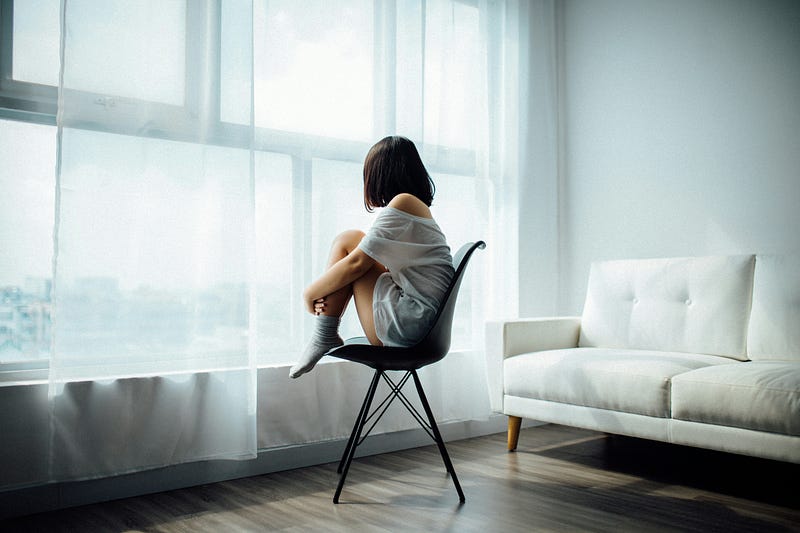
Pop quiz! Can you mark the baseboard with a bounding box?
[0,414,541,519]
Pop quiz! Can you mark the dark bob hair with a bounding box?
[363,136,435,212]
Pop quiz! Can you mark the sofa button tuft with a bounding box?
[685,299,692,306]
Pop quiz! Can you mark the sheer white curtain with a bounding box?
[247,0,530,443]
[50,0,258,480]
[41,0,534,480]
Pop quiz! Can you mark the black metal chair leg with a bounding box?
[411,370,466,503]
[334,369,382,504]
[337,373,377,474]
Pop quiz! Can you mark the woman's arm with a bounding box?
[302,248,377,314]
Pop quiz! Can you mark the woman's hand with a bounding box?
[304,288,327,315]
[312,297,327,316]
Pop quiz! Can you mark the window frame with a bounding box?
[0,0,475,170]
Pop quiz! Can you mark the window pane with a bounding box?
[431,171,490,351]
[53,130,252,378]
[424,2,481,149]
[221,0,253,125]
[0,119,56,363]
[254,152,295,363]
[253,0,374,140]
[395,0,424,140]
[61,0,185,105]
[11,0,60,86]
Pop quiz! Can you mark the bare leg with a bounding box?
[314,230,361,318]
[313,230,384,345]
[290,230,384,378]
[352,264,384,346]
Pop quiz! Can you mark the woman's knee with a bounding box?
[333,229,366,251]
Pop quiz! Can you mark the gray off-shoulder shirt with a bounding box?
[358,207,454,347]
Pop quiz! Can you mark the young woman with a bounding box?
[290,136,454,378]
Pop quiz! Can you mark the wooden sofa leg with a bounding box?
[507,416,522,451]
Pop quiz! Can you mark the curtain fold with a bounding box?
[49,0,258,481]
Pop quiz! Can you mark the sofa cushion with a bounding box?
[748,253,800,361]
[579,255,755,360]
[672,362,800,436]
[504,347,734,418]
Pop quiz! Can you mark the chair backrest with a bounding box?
[412,240,486,365]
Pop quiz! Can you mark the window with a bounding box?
[0,118,56,363]
[10,0,59,87]
[252,0,375,141]
[423,0,481,149]
[62,1,186,105]
[0,0,488,369]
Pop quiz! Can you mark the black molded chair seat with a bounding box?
[327,336,447,371]
[325,240,485,504]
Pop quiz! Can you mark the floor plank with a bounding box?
[3,424,799,532]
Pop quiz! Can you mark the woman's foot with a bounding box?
[290,315,343,378]
[289,336,343,378]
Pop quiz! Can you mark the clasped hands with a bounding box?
[304,289,328,316]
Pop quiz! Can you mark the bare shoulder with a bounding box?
[387,193,432,219]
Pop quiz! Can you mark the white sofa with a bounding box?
[486,254,800,463]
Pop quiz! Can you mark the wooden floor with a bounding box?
[3,424,799,532]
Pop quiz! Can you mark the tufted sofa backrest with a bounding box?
[578,255,756,360]
[747,253,800,362]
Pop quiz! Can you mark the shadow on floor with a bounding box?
[525,431,800,510]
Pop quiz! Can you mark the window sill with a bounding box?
[0,361,49,385]
[0,349,477,386]
[0,370,48,386]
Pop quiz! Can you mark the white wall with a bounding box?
[518,0,561,318]
[554,0,800,313]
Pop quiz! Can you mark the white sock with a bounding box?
[289,315,343,378]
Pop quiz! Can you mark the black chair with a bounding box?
[326,240,486,504]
